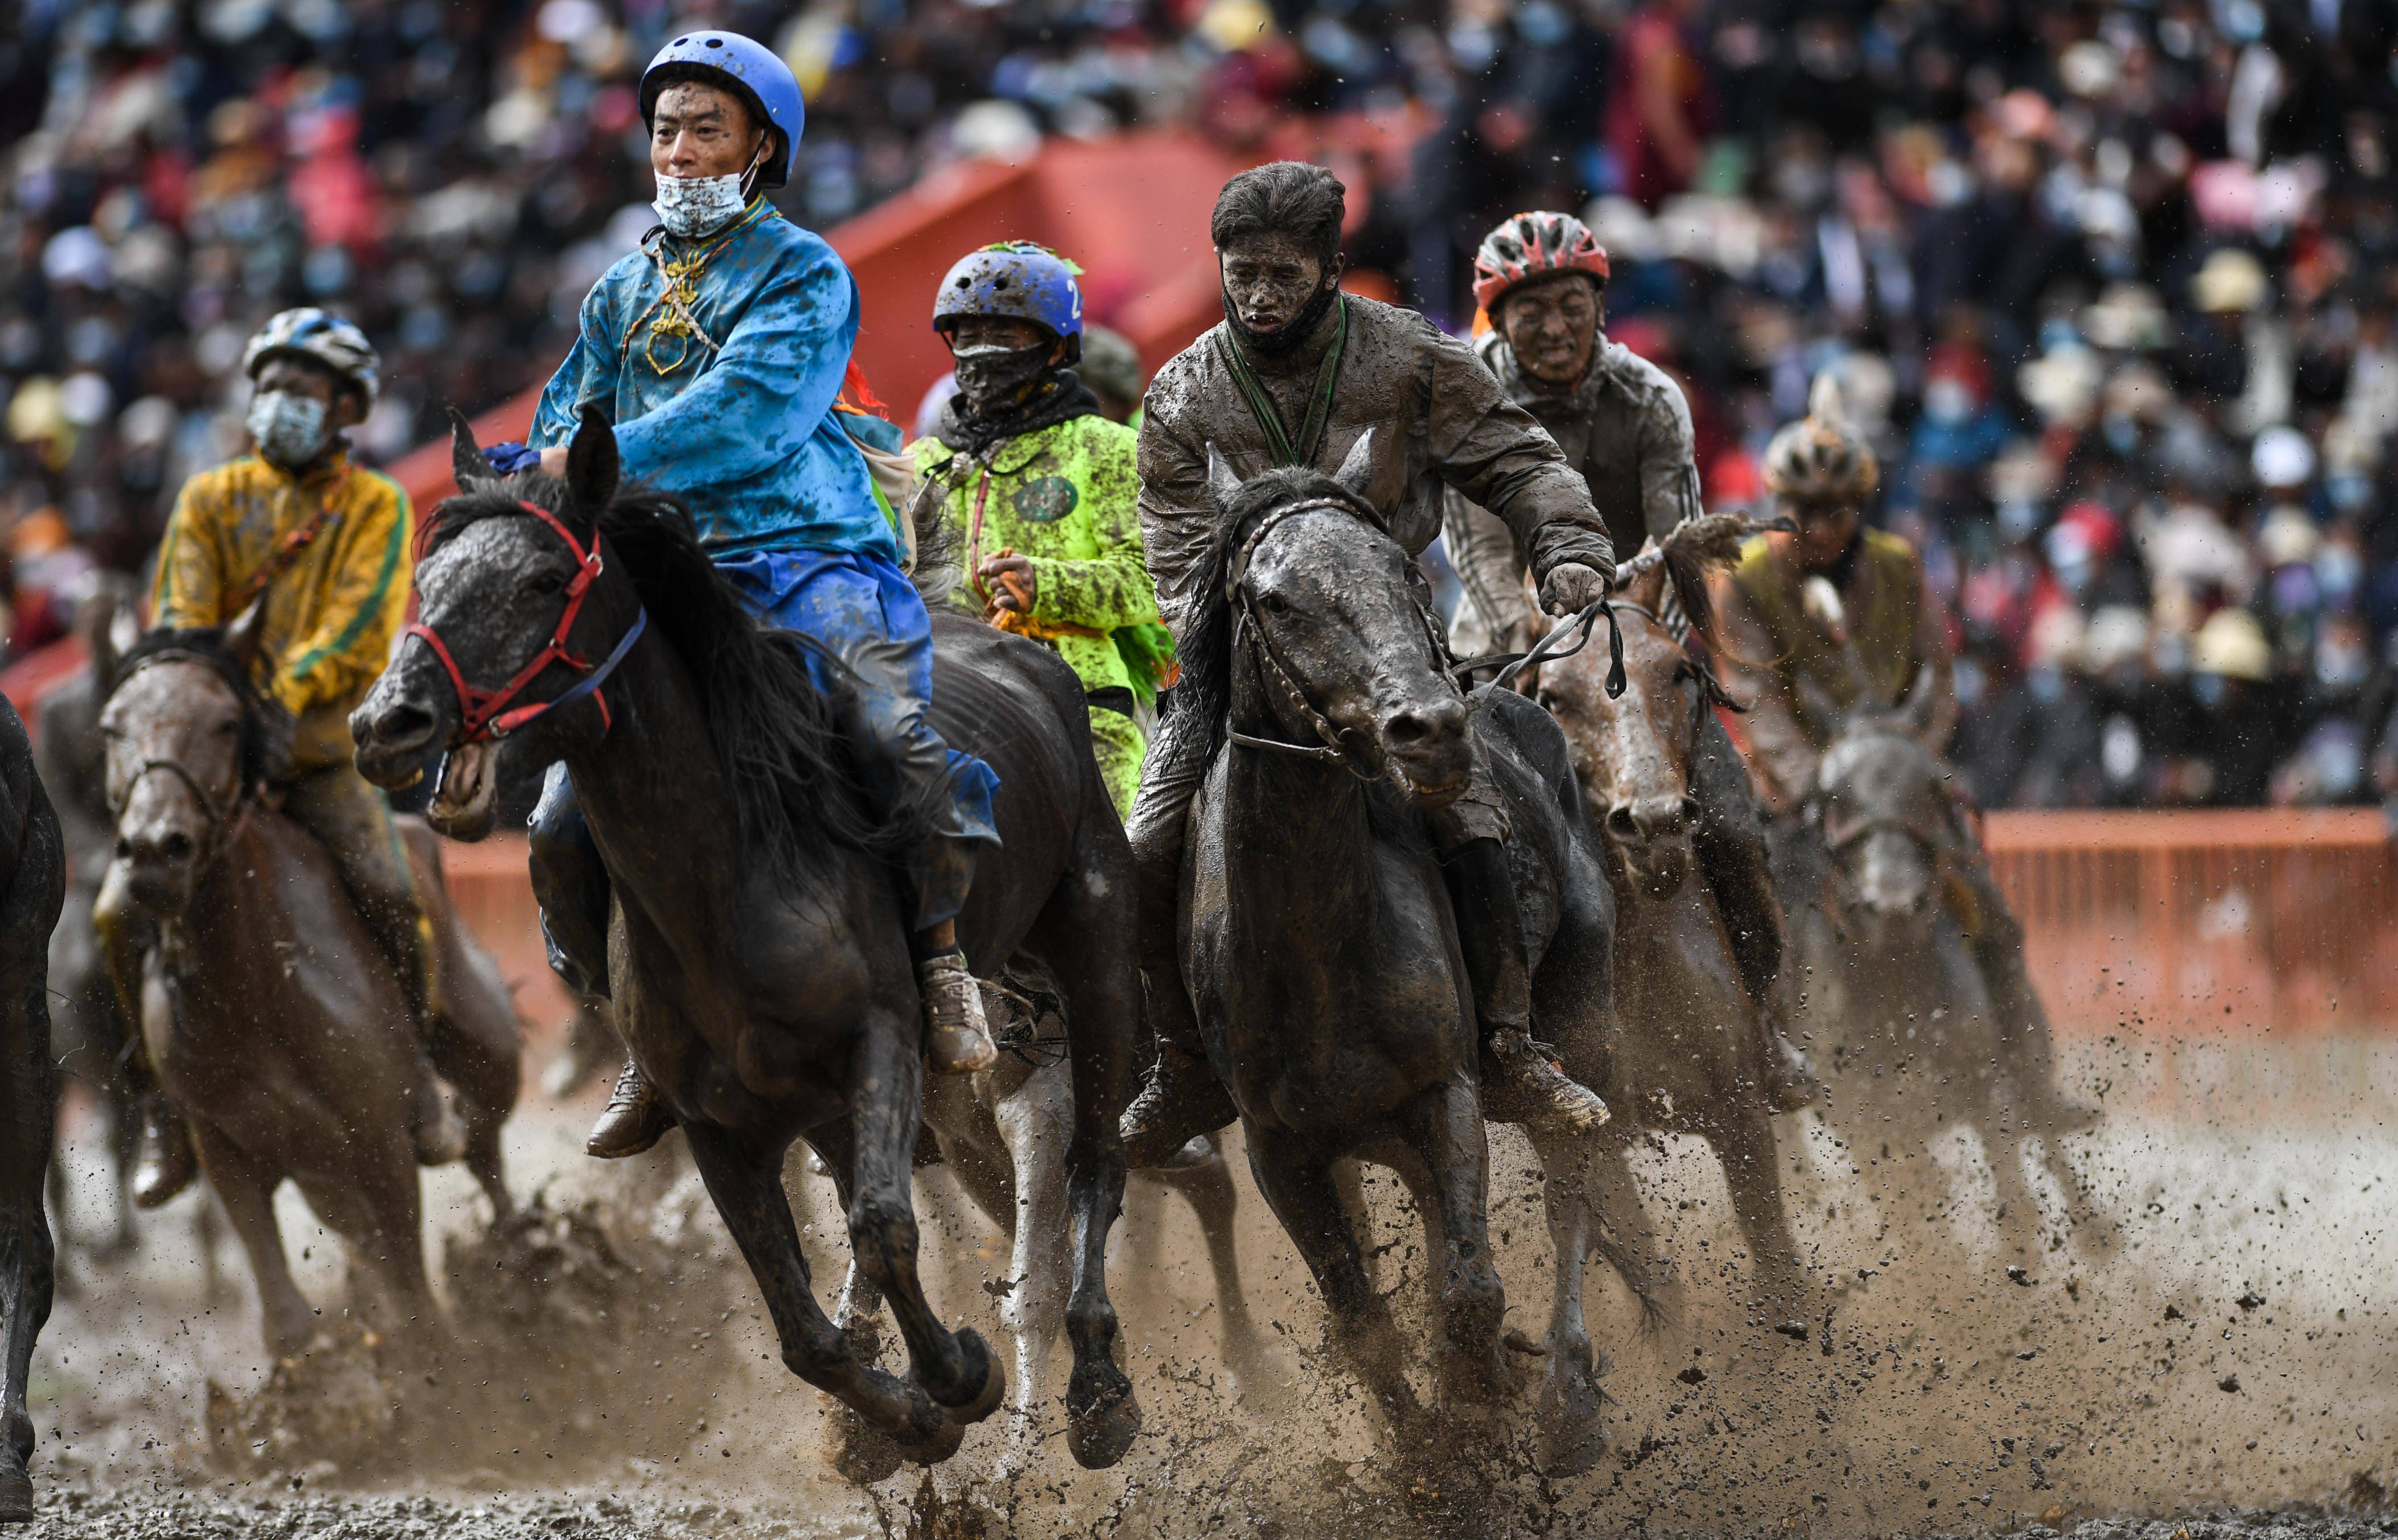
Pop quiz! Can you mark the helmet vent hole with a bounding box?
[705,37,723,46]
[994,277,1009,289]
[674,34,688,43]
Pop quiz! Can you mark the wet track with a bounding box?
[16,1036,2398,1538]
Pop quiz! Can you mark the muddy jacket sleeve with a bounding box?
[1425,333,1616,583]
[1134,393,1215,645]
[1711,571,1819,816]
[1440,488,1542,650]
[150,478,228,632]
[530,280,626,450]
[1637,378,1704,544]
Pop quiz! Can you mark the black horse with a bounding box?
[1169,441,1621,1467]
[0,694,69,1523]
[351,408,1141,1473]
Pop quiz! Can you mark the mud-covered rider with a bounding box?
[1711,374,2095,1130]
[913,242,1172,821]
[1443,211,1812,1114]
[106,308,463,1206]
[1123,162,1618,1163]
[506,32,1004,1160]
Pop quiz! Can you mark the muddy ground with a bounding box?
[15,1033,2398,1538]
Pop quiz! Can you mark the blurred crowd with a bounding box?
[3,0,2395,806]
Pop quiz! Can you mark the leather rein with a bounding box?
[404,499,647,746]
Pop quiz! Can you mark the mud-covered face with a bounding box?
[1218,232,1342,342]
[1499,273,1603,388]
[1239,509,1469,802]
[100,659,246,917]
[1782,496,1861,571]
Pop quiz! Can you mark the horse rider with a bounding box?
[1442,210,1812,1114]
[105,307,462,1206]
[498,31,1004,1160]
[1711,373,2095,1130]
[913,242,1172,821]
[1123,160,1620,1165]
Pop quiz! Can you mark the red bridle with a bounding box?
[405,499,646,745]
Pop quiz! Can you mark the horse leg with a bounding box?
[193,1131,312,1359]
[1587,1133,1675,1321]
[1516,1119,1609,1476]
[992,1066,1073,1478]
[1155,1138,1283,1405]
[1,993,54,1522]
[1695,1105,1809,1326]
[298,1157,436,1343]
[1241,1125,1423,1433]
[1984,1119,2046,1258]
[841,1010,1003,1431]
[1394,1083,1510,1409]
[679,1121,949,1454]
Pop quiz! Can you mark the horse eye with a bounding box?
[1261,591,1290,614]
[529,571,567,595]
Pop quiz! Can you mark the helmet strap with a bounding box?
[737,131,770,202]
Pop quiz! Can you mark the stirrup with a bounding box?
[132,1104,199,1210]
[920,952,997,1074]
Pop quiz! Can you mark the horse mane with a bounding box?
[1148,464,1378,782]
[117,626,296,792]
[420,472,939,881]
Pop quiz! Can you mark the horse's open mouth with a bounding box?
[428,739,500,840]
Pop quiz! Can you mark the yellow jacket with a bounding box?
[151,451,413,772]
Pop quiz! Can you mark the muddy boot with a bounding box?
[131,1091,198,1209]
[1450,838,1609,1132]
[411,1047,468,1166]
[1121,835,1237,1168]
[919,950,997,1073]
[587,1058,674,1158]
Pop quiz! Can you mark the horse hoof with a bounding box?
[826,1406,906,1487]
[0,1462,31,1525]
[925,1328,1005,1421]
[1534,1343,1609,1478]
[902,1412,968,1467]
[1066,1378,1141,1470]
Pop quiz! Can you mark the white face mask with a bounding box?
[247,389,329,469]
[653,136,767,238]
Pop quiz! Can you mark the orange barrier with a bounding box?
[1984,809,2398,1035]
[444,812,2398,1043]
[387,131,1247,512]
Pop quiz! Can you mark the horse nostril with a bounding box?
[1678,797,1700,826]
[158,831,195,865]
[1386,713,1433,747]
[371,702,435,747]
[1606,806,1638,839]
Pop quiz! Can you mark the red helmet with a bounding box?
[1472,211,1611,316]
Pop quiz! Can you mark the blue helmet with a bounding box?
[932,243,1085,362]
[640,30,804,189]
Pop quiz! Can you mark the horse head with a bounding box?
[1537,512,1762,899]
[1808,667,1955,951]
[98,604,287,921]
[1205,430,1473,803]
[352,405,635,840]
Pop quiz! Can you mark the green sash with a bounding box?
[1215,295,1349,469]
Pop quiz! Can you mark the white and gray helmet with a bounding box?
[242,307,380,409]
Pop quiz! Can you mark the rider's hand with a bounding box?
[1539,560,1610,617]
[482,442,542,476]
[977,553,1037,613]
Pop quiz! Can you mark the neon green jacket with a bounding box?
[913,413,1166,698]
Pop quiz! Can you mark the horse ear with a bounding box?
[1899,665,1937,734]
[1205,443,1241,512]
[449,407,492,491]
[567,403,619,526]
[89,594,136,692]
[224,597,270,674]
[1331,427,1375,499]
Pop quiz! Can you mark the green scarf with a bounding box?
[1216,295,1349,469]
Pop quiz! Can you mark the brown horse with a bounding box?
[97,611,521,1357]
[1526,518,1811,1324]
